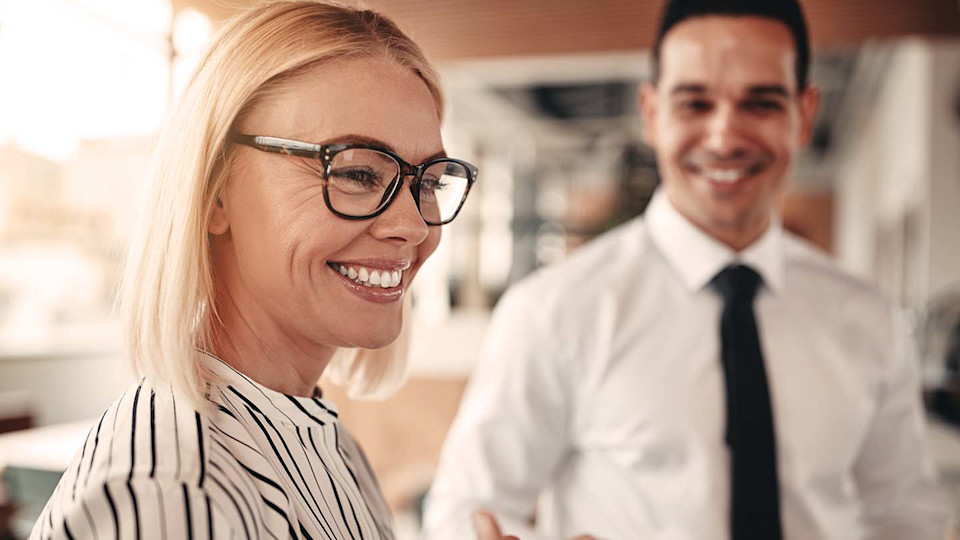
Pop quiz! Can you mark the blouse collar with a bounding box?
[198,350,340,428]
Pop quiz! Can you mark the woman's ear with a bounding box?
[208,193,230,235]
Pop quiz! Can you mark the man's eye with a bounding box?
[676,100,712,114]
[743,100,785,113]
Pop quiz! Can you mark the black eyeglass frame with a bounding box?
[229,134,478,226]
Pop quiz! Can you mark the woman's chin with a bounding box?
[351,328,401,350]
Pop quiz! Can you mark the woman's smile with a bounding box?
[325,258,412,303]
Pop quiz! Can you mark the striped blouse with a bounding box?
[29,352,395,540]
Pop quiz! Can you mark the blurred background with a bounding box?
[1,0,960,537]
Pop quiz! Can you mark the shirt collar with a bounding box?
[645,189,785,294]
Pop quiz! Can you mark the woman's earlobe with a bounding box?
[209,196,230,234]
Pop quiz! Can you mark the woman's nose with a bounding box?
[368,177,430,245]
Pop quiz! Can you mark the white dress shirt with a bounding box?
[423,191,949,540]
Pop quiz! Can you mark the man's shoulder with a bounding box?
[783,232,892,313]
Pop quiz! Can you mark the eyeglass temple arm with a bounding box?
[230,134,324,158]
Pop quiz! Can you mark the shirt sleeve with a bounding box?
[853,309,953,539]
[30,476,237,540]
[422,285,575,540]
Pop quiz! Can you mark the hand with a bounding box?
[472,510,517,540]
[471,510,598,540]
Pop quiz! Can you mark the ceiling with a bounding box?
[176,0,960,59]
[168,1,957,191]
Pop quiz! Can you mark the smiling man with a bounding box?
[644,14,818,252]
[424,1,950,539]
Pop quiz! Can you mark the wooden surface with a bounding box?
[782,189,835,253]
[176,0,960,59]
[322,377,469,510]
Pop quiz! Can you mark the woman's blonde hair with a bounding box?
[122,0,443,410]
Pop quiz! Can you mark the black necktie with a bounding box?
[712,265,782,540]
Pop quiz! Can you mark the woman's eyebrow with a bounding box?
[319,133,448,162]
[423,149,448,162]
[317,133,395,152]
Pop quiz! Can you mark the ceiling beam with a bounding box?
[173,0,960,59]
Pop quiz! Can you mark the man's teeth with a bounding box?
[336,264,402,288]
[702,168,748,183]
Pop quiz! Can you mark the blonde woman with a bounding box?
[30,2,476,539]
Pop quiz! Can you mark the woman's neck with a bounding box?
[208,288,337,397]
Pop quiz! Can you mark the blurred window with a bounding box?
[0,0,187,355]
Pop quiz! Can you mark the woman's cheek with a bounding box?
[418,227,442,265]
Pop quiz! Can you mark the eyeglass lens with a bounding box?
[327,148,470,224]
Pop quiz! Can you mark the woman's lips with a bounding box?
[329,266,404,303]
[330,262,403,288]
[325,259,412,304]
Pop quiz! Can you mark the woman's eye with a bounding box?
[330,167,383,186]
[421,176,448,193]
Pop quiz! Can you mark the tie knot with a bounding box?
[712,264,763,303]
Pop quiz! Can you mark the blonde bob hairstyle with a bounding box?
[122,0,443,410]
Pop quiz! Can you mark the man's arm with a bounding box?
[422,285,575,540]
[853,310,952,539]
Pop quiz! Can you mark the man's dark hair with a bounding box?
[652,0,811,89]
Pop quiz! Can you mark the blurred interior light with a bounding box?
[536,181,569,221]
[0,0,172,161]
[173,8,212,55]
[171,8,213,102]
[536,222,567,267]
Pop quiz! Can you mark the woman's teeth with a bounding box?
[335,264,402,288]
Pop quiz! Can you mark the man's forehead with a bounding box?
[658,15,798,91]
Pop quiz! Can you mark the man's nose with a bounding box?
[703,103,745,158]
[368,177,430,245]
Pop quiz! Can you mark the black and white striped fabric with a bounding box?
[29,352,395,540]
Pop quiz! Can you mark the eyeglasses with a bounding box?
[229,134,478,226]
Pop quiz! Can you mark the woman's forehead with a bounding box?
[241,57,443,161]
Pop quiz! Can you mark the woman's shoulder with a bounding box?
[31,379,255,539]
[72,379,210,488]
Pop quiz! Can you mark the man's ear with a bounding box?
[797,85,821,147]
[208,193,230,235]
[638,83,659,148]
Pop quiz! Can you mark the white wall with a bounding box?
[927,42,960,299]
[0,352,133,426]
[835,39,960,307]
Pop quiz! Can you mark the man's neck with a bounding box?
[666,193,772,252]
[705,218,770,252]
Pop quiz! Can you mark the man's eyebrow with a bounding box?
[746,85,791,98]
[669,84,707,96]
